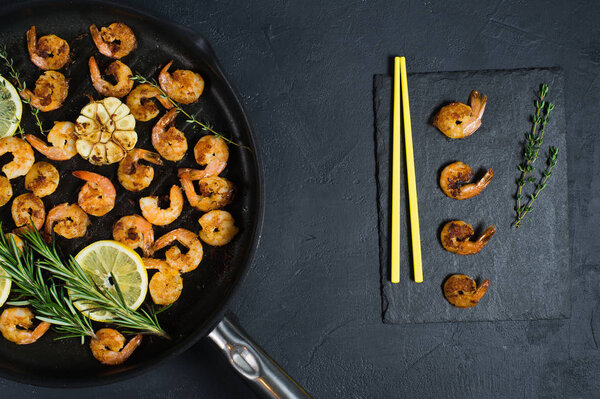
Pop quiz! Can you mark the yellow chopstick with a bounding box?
[399,57,423,283]
[390,58,401,283]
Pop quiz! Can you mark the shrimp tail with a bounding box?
[477,225,496,244]
[158,60,174,87]
[88,56,101,81]
[469,90,487,120]
[161,60,173,76]
[89,25,104,51]
[179,173,197,204]
[25,134,48,153]
[72,170,92,181]
[157,95,174,109]
[142,150,164,166]
[120,334,143,360]
[472,279,491,303]
[26,26,37,55]
[158,108,178,128]
[477,168,495,189]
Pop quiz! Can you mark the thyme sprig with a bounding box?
[0,231,95,340]
[20,228,168,338]
[513,83,559,227]
[0,45,46,136]
[130,73,249,150]
[513,147,559,228]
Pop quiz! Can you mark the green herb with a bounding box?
[0,45,46,136]
[0,231,95,340]
[513,83,559,228]
[513,147,559,228]
[20,228,168,338]
[130,73,249,150]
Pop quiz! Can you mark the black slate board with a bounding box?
[374,68,570,323]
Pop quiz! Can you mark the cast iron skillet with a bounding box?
[0,1,307,396]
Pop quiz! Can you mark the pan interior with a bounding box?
[0,1,260,386]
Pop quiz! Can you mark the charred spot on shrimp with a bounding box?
[443,222,473,246]
[440,220,496,255]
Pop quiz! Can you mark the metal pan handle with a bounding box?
[208,312,311,399]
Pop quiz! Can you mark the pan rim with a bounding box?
[0,0,265,388]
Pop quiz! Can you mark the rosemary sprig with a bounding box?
[0,44,46,136]
[130,73,249,150]
[0,231,95,340]
[513,147,559,228]
[21,228,169,338]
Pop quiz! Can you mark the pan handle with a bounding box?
[208,312,311,399]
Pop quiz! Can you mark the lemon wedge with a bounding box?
[0,76,22,138]
[72,240,147,322]
[0,266,11,307]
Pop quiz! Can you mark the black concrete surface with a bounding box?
[1,0,598,397]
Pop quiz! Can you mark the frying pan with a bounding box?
[0,1,309,396]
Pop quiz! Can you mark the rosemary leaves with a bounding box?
[0,226,169,339]
[513,84,559,228]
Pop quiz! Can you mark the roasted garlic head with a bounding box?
[74,97,137,165]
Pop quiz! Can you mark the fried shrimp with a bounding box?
[11,193,45,233]
[0,177,12,207]
[72,171,116,217]
[440,220,496,255]
[113,215,154,256]
[20,71,68,112]
[24,162,59,198]
[152,228,203,273]
[198,210,239,246]
[151,109,188,161]
[194,135,228,166]
[439,161,494,200]
[180,174,235,212]
[26,26,70,70]
[89,23,137,59]
[190,134,229,177]
[158,60,204,104]
[126,83,173,121]
[0,307,50,345]
[117,148,163,192]
[25,121,77,161]
[45,203,90,239]
[0,137,35,179]
[142,258,183,305]
[139,185,184,226]
[433,90,487,139]
[90,328,142,366]
[88,57,134,98]
[443,274,490,308]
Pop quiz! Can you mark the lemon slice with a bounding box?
[0,266,11,307]
[0,76,22,138]
[72,240,148,322]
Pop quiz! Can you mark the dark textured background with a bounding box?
[1,0,599,397]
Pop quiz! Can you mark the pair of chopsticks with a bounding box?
[391,56,423,284]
